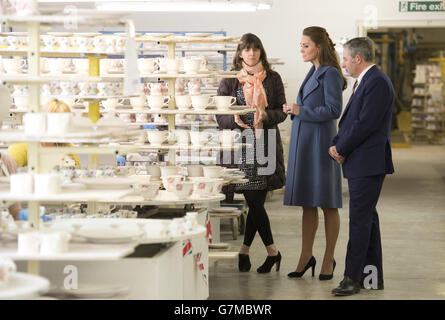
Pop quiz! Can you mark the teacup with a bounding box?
[215,96,237,110]
[102,98,124,111]
[189,177,213,196]
[146,130,169,146]
[203,166,223,178]
[138,58,158,74]
[147,95,170,110]
[190,131,212,146]
[191,94,214,110]
[166,58,180,74]
[162,175,185,192]
[2,57,25,74]
[175,129,190,146]
[130,95,147,110]
[219,130,242,147]
[186,164,203,177]
[146,165,161,180]
[183,58,201,74]
[175,95,192,110]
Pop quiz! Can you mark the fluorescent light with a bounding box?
[95,1,271,12]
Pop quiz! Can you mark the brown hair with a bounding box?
[232,33,272,73]
[303,26,347,90]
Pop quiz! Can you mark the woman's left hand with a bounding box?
[283,103,300,116]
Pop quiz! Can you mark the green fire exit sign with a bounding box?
[399,1,445,11]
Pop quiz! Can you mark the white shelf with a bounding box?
[0,75,122,84]
[0,187,132,202]
[0,272,50,300]
[98,190,224,205]
[0,242,137,261]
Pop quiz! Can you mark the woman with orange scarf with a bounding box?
[216,33,287,273]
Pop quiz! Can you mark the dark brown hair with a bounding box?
[303,26,347,90]
[232,33,272,73]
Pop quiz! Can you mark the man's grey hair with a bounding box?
[344,37,375,62]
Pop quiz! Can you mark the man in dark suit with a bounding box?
[329,37,395,296]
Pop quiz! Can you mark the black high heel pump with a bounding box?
[319,259,336,280]
[257,251,281,273]
[288,256,316,278]
[238,253,251,272]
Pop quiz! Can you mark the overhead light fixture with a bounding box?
[95,0,272,12]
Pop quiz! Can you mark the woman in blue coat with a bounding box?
[283,26,347,280]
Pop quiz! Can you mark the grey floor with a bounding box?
[208,145,445,300]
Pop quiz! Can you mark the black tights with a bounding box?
[242,190,274,247]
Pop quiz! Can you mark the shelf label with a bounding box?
[399,1,445,12]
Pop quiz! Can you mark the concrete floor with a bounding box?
[208,145,445,300]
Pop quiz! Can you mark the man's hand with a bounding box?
[283,103,300,116]
[329,146,345,164]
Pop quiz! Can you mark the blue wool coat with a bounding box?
[283,65,343,208]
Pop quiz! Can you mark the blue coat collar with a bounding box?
[298,65,331,102]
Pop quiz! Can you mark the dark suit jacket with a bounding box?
[331,65,395,179]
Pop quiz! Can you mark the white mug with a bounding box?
[47,112,72,135]
[215,96,237,110]
[147,95,170,110]
[23,113,46,135]
[18,232,41,255]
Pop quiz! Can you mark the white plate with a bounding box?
[58,284,129,299]
[73,229,143,244]
[73,177,138,189]
[209,207,238,213]
[185,33,214,38]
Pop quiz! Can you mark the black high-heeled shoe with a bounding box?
[288,256,316,278]
[238,253,251,272]
[256,251,281,273]
[319,259,336,281]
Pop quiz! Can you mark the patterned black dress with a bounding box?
[234,82,267,192]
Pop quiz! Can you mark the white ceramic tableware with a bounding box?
[191,94,214,110]
[0,257,16,285]
[160,166,182,177]
[47,112,72,135]
[175,95,192,110]
[34,173,62,195]
[40,231,71,255]
[23,113,46,135]
[129,95,147,110]
[146,130,168,146]
[147,95,170,110]
[203,166,223,178]
[2,57,25,74]
[175,129,190,146]
[215,96,237,110]
[166,58,180,74]
[183,58,201,74]
[10,173,33,195]
[138,58,158,73]
[186,164,203,177]
[13,95,28,109]
[189,131,212,146]
[18,232,41,255]
[219,130,242,147]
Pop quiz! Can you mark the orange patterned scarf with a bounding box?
[237,61,268,110]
